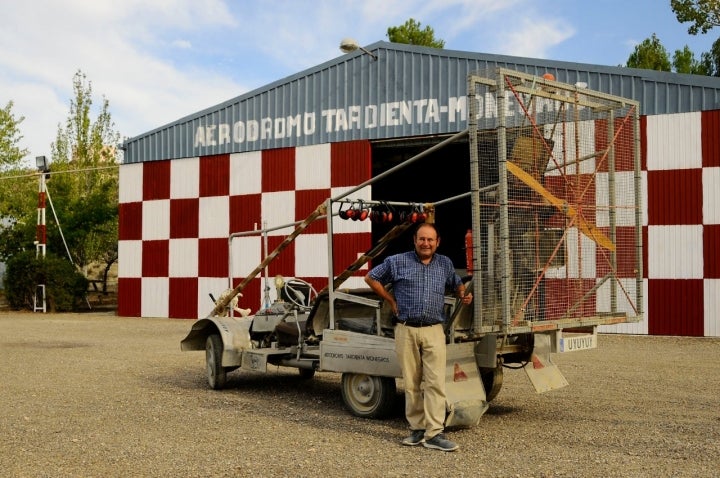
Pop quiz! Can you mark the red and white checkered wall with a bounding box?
[118,111,720,336]
[536,110,719,337]
[538,116,641,330]
[118,141,372,319]
[637,110,719,337]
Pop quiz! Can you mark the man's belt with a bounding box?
[397,320,440,328]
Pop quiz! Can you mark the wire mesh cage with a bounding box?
[467,69,642,330]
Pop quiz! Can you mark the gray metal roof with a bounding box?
[122,41,720,164]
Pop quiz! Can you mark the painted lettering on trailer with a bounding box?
[323,351,390,363]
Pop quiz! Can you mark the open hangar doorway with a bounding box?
[368,134,475,273]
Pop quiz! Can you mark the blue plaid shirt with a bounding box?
[368,251,462,324]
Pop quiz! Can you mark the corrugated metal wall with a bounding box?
[122,42,720,164]
[118,140,372,318]
[638,110,719,336]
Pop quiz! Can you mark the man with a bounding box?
[365,223,472,452]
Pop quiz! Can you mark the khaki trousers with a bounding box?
[395,323,447,439]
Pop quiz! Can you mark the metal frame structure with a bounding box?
[215,68,643,337]
[467,68,643,334]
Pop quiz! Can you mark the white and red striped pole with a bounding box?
[36,170,47,259]
[34,156,49,313]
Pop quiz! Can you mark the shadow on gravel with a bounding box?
[484,404,519,416]
[146,364,523,443]
[2,341,92,349]
[147,366,408,440]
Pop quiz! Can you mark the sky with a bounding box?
[1,0,717,167]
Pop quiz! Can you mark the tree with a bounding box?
[673,44,710,74]
[670,1,720,76]
[695,37,720,76]
[387,18,445,48]
[0,70,121,304]
[0,101,28,171]
[0,102,34,264]
[50,70,120,290]
[5,250,87,312]
[626,33,672,71]
[671,0,720,35]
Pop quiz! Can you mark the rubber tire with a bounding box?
[298,368,316,379]
[341,373,396,419]
[480,366,504,402]
[206,334,227,390]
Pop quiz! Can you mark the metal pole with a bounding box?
[326,198,336,329]
[607,110,617,313]
[496,71,513,328]
[35,171,47,313]
[36,172,47,259]
[262,222,271,308]
[467,74,484,333]
[632,105,644,317]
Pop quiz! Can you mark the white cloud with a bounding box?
[2,0,703,168]
[171,40,193,49]
[0,0,244,162]
[496,16,576,58]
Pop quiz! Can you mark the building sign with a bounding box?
[192,92,566,149]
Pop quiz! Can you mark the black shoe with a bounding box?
[423,433,459,452]
[401,429,425,446]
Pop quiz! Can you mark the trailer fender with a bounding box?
[180,316,253,367]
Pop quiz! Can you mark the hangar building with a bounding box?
[119,41,720,337]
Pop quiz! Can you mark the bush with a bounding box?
[4,251,88,312]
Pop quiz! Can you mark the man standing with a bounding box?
[365,223,472,452]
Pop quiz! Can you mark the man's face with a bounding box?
[414,225,439,261]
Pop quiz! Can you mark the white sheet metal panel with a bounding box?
[142,199,170,241]
[169,239,199,278]
[170,156,200,199]
[704,166,720,224]
[295,143,331,190]
[141,277,169,318]
[118,240,142,278]
[598,278,649,335]
[646,112,702,170]
[705,280,720,337]
[647,225,704,280]
[119,163,143,203]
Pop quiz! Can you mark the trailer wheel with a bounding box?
[298,368,316,379]
[341,373,396,419]
[206,333,227,390]
[480,366,504,402]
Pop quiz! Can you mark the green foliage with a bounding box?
[0,101,28,171]
[668,1,720,76]
[52,70,120,168]
[4,250,88,311]
[0,70,120,295]
[673,44,711,74]
[0,214,35,262]
[626,33,672,71]
[699,37,720,75]
[48,70,120,273]
[387,18,445,48]
[0,170,37,263]
[671,0,720,35]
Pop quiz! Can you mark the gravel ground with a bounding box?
[1,311,719,478]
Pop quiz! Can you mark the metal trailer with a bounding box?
[181,69,643,427]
